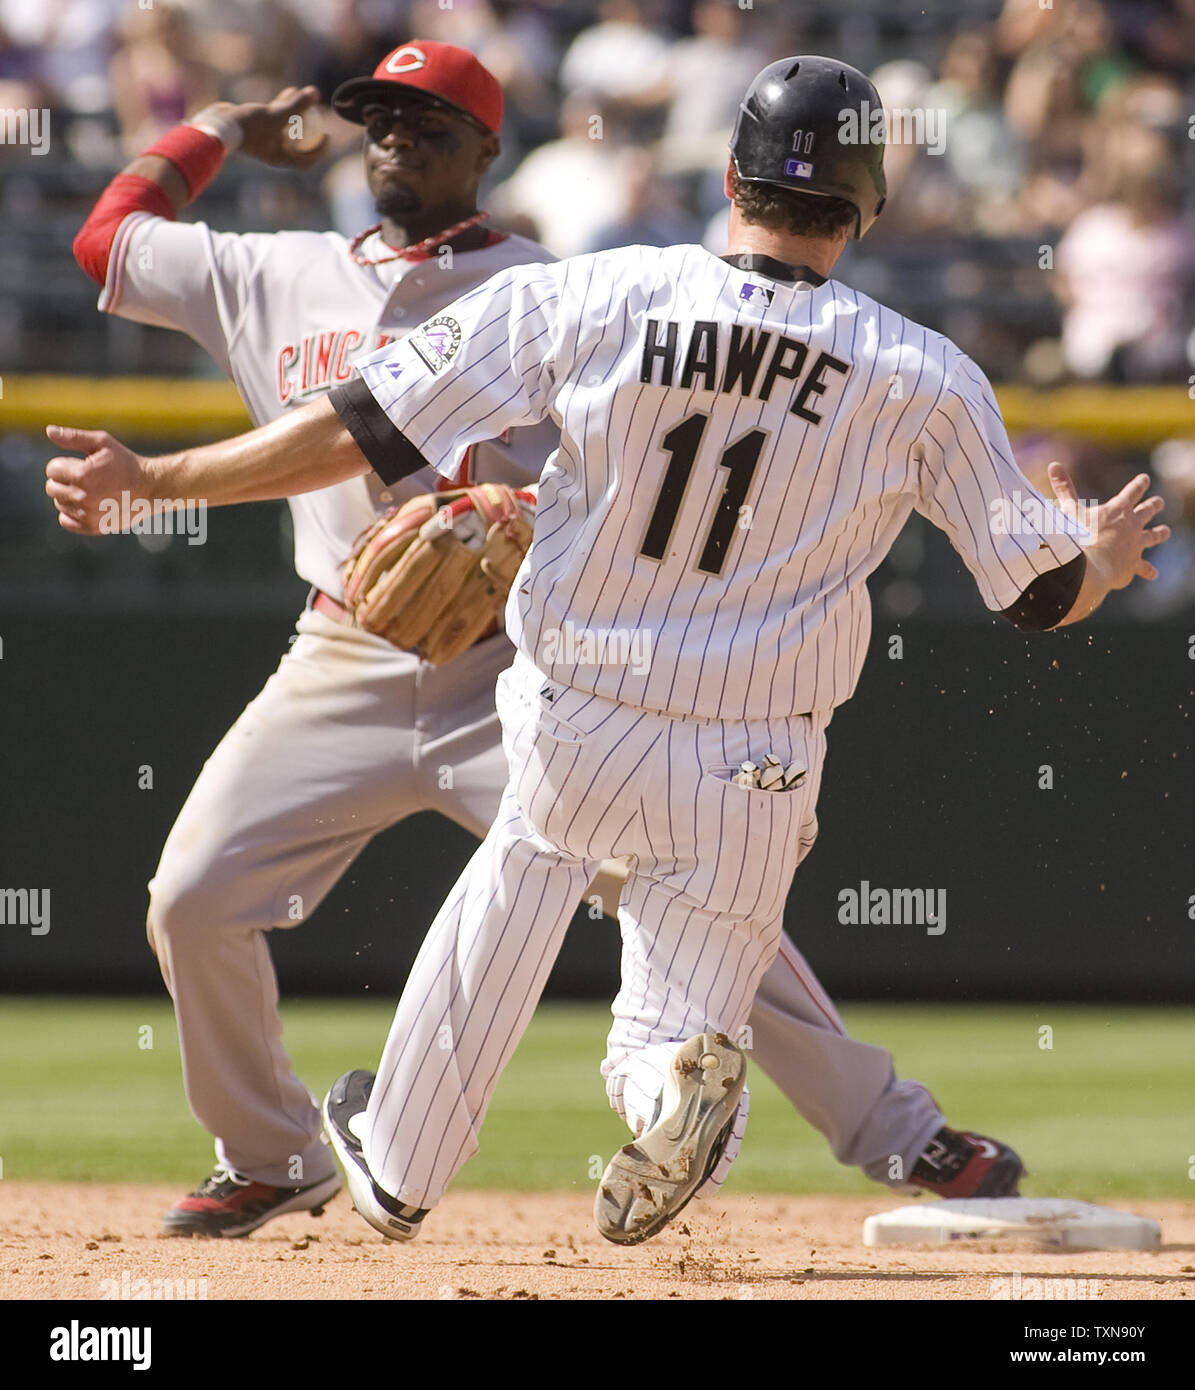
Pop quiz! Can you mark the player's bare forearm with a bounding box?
[1051,547,1115,627]
[104,87,328,218]
[169,398,371,503]
[1048,465,1169,628]
[44,398,370,533]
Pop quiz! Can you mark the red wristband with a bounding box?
[142,125,228,201]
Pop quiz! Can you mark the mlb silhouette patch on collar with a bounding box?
[739,283,775,308]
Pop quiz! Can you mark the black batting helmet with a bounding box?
[730,55,887,239]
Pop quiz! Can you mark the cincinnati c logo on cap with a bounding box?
[385,47,428,74]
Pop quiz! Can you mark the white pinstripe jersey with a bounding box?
[355,243,1087,720]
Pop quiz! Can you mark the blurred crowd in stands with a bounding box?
[2,0,1193,384]
[2,0,1194,614]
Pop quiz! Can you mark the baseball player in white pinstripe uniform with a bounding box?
[48,56,1167,1245]
[62,41,1018,1238]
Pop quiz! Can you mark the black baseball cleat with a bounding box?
[594,1032,746,1246]
[910,1127,1025,1198]
[161,1165,341,1237]
[322,1070,428,1241]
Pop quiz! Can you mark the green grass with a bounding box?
[0,999,1190,1199]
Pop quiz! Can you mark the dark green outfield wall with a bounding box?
[2,607,1192,1001]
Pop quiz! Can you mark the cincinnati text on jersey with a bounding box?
[640,319,851,423]
[277,329,397,405]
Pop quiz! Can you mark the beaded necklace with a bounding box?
[347,211,491,266]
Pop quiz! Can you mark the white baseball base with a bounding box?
[863,1198,1161,1252]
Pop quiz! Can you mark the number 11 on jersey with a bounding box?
[639,413,768,576]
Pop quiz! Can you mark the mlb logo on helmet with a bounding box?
[784,158,814,179]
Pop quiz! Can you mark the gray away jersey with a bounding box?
[98,214,556,599]
[353,243,1086,721]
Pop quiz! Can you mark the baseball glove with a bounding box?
[340,484,534,665]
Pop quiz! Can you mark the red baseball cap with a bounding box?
[331,41,503,135]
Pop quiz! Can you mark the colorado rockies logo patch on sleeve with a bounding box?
[411,316,463,375]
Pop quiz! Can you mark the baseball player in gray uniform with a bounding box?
[53,51,1107,1239]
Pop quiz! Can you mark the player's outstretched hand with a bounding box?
[1048,461,1169,590]
[44,425,154,535]
[193,86,329,168]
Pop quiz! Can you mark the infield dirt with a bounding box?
[2,1184,1193,1301]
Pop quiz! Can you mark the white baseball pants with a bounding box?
[361,654,938,1209]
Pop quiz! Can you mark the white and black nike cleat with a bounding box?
[322,1070,427,1241]
[594,1032,746,1246]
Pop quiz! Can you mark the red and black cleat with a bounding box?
[910,1127,1024,1198]
[162,1166,341,1237]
